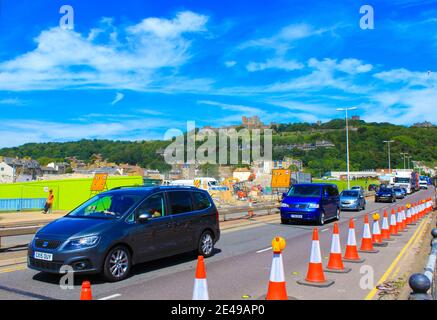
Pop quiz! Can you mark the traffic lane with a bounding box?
[99,200,430,300]
[95,189,435,299]
[0,189,432,300]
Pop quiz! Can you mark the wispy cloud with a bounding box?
[0,11,209,92]
[111,92,125,105]
[0,98,24,105]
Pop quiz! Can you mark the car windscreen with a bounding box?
[287,185,321,197]
[341,191,359,197]
[379,188,392,193]
[67,193,143,219]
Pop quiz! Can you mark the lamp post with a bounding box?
[407,156,413,170]
[337,107,357,189]
[400,153,408,169]
[383,140,395,174]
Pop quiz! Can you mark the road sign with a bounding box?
[90,173,108,192]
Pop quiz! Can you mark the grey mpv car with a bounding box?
[28,186,220,282]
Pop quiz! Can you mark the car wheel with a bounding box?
[103,245,132,282]
[318,212,325,225]
[281,218,288,224]
[335,208,340,220]
[198,230,214,258]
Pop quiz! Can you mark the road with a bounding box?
[0,188,434,300]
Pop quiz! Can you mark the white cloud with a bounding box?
[241,23,330,52]
[224,60,237,68]
[198,100,262,115]
[0,11,209,91]
[246,58,304,72]
[0,118,178,148]
[0,98,24,105]
[374,68,436,86]
[111,92,124,105]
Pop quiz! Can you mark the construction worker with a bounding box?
[42,189,54,214]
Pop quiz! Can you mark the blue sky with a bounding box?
[0,0,436,147]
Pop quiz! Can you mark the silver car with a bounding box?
[340,189,366,211]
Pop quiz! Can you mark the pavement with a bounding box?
[0,187,434,300]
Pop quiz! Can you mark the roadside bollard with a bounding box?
[408,273,432,300]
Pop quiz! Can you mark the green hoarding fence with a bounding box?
[0,176,144,211]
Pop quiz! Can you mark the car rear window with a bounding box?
[193,192,211,211]
[167,191,193,215]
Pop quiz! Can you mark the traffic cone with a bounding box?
[248,198,254,218]
[372,213,388,247]
[325,223,351,273]
[381,210,393,241]
[193,256,209,300]
[359,214,379,253]
[401,206,408,231]
[413,203,419,222]
[343,219,365,263]
[390,208,400,236]
[80,281,92,300]
[266,237,288,300]
[297,228,334,287]
[405,204,412,225]
[411,202,417,224]
[396,207,405,232]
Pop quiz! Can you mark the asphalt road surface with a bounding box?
[0,188,434,300]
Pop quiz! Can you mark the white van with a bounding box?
[169,177,228,191]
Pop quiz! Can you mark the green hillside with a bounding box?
[0,120,436,176]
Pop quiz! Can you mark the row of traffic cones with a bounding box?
[78,197,434,300]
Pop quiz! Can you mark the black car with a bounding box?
[28,186,220,282]
[368,184,379,192]
[375,187,396,203]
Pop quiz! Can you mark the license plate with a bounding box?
[290,214,303,218]
[34,251,53,261]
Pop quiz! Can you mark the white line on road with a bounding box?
[98,294,121,300]
[321,228,329,232]
[256,247,272,253]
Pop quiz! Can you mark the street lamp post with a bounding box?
[383,140,395,173]
[337,107,357,189]
[407,156,413,170]
[400,153,408,170]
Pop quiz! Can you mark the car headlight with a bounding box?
[67,236,99,249]
[308,203,320,208]
[280,203,290,208]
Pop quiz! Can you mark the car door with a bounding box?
[326,185,339,217]
[127,192,175,262]
[321,186,333,217]
[166,190,196,253]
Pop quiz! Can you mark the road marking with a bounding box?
[364,217,428,300]
[98,294,121,300]
[256,247,272,253]
[0,265,27,274]
[321,228,329,232]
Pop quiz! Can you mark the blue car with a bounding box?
[280,183,340,225]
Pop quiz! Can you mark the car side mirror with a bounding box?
[138,213,152,223]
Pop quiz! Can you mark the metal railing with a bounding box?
[0,198,46,212]
[408,227,437,300]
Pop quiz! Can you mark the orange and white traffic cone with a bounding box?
[248,199,254,218]
[80,281,92,300]
[405,204,411,225]
[390,208,400,236]
[401,206,408,231]
[193,256,209,300]
[297,228,334,287]
[325,223,351,273]
[371,213,388,247]
[359,214,379,253]
[266,237,288,300]
[414,202,419,222]
[411,202,417,224]
[396,207,405,232]
[343,219,365,263]
[381,210,393,241]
